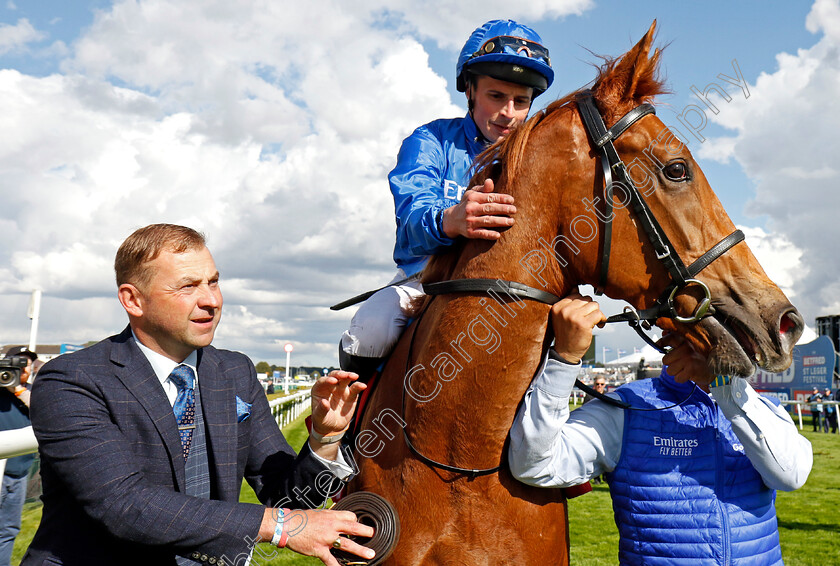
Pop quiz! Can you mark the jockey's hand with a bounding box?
[308,371,366,459]
[441,179,516,240]
[659,333,715,389]
[551,292,606,364]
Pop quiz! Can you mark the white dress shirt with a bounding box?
[509,356,813,491]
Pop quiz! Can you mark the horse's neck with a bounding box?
[449,203,574,296]
[407,280,553,465]
[405,126,595,458]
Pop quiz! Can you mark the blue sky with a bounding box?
[0,1,836,365]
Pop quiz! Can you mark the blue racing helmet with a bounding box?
[456,19,554,97]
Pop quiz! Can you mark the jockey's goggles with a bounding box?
[471,36,551,66]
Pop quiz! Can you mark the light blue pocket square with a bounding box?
[236,396,252,423]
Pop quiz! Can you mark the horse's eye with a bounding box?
[663,161,688,181]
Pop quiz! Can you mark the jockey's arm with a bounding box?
[390,128,457,258]
[390,126,517,257]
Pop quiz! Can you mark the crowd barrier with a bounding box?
[0,427,38,474]
[268,390,311,429]
[780,399,839,431]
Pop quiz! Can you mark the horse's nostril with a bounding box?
[779,309,803,339]
[780,314,796,335]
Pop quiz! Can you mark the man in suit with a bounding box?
[23,224,375,566]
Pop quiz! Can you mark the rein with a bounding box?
[399,295,502,478]
[402,284,699,478]
[330,491,400,565]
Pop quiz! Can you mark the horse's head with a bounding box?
[482,21,802,377]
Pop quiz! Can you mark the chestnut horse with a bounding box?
[347,22,802,565]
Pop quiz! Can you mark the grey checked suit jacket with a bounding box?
[22,327,334,566]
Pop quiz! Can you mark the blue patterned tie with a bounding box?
[169,365,196,461]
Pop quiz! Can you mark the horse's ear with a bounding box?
[622,20,657,100]
[594,20,666,119]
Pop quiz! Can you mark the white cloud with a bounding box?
[0,17,43,54]
[10,0,588,364]
[696,135,737,164]
[739,226,807,300]
[698,0,840,326]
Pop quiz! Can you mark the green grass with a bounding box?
[12,414,840,565]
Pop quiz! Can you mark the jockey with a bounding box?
[340,19,554,378]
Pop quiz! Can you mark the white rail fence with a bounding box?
[269,390,311,429]
[0,427,38,475]
[780,400,839,431]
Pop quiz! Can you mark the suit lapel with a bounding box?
[196,348,238,500]
[110,327,187,490]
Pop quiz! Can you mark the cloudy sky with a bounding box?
[0,0,837,366]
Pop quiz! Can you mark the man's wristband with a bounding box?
[310,428,347,444]
[709,375,731,388]
[270,508,290,548]
[13,387,26,398]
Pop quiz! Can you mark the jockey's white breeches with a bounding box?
[340,269,424,358]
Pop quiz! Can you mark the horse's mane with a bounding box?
[420,45,668,289]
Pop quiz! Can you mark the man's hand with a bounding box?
[659,334,715,389]
[260,508,375,566]
[441,179,516,240]
[550,292,606,363]
[308,371,365,458]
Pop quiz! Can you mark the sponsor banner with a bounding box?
[747,336,835,391]
[755,389,790,403]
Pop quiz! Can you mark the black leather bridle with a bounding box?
[574,90,744,348]
[424,91,744,351]
[413,91,743,430]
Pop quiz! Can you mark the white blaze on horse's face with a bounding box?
[467,75,533,142]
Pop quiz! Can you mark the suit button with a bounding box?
[191,551,201,559]
[208,558,216,564]
[200,555,209,562]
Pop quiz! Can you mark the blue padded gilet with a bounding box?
[605,373,782,565]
